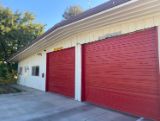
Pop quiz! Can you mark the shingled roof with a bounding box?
[9,0,131,61]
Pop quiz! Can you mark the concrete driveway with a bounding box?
[0,86,151,121]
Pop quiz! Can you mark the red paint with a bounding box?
[46,47,75,98]
[82,27,160,121]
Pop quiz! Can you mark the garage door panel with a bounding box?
[47,47,75,98]
[85,88,159,119]
[85,38,156,50]
[85,88,159,103]
[49,85,74,95]
[86,84,158,97]
[85,55,157,65]
[86,53,157,59]
[83,27,160,120]
[85,44,156,52]
[86,66,157,73]
[85,71,157,81]
[86,85,158,97]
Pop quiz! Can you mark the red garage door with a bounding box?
[46,47,75,98]
[82,27,160,120]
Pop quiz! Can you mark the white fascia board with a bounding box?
[9,0,138,61]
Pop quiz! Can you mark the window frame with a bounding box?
[24,66,29,73]
[32,66,40,76]
[18,67,23,75]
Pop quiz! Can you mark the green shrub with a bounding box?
[0,63,17,85]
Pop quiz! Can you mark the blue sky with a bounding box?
[0,0,108,30]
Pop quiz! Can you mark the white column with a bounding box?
[75,43,82,101]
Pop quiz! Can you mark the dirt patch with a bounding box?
[0,85,22,94]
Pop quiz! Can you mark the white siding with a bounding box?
[18,13,160,91]
[18,51,46,91]
[45,13,160,51]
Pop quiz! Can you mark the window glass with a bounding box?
[32,66,39,76]
[25,66,29,73]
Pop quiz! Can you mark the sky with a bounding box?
[0,0,108,31]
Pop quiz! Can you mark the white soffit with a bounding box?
[10,0,160,61]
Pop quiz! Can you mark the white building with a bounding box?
[9,0,160,120]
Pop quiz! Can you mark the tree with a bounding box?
[0,4,45,84]
[63,5,84,20]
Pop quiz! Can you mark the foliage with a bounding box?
[0,63,17,85]
[0,4,45,84]
[63,5,84,20]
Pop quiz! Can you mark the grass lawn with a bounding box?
[0,85,22,94]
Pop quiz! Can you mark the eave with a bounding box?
[9,0,160,62]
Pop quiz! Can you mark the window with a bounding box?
[32,66,39,76]
[25,66,29,73]
[19,67,23,75]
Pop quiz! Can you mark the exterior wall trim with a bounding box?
[75,44,82,101]
[157,26,160,109]
[45,53,49,92]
